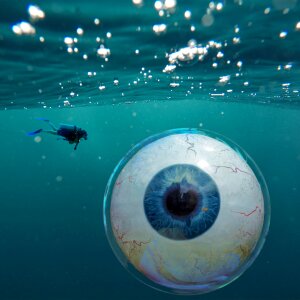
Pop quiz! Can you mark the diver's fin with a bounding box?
[35,117,50,122]
[26,129,43,136]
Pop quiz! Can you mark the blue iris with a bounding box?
[144,164,220,240]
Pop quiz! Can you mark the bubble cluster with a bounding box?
[12,22,36,35]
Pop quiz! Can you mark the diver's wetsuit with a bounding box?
[57,126,77,140]
[57,125,87,150]
[57,125,78,144]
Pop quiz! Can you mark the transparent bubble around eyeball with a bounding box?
[103,128,270,295]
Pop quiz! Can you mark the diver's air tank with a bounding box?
[59,124,76,130]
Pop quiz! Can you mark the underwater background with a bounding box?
[0,0,299,299]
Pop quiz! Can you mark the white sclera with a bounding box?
[104,129,270,295]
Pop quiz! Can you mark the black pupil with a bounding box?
[164,183,199,217]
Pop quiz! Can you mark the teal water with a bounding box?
[0,1,300,299]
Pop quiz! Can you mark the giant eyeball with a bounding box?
[103,129,270,295]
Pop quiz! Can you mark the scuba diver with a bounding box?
[27,118,88,150]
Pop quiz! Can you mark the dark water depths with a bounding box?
[0,0,300,299]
